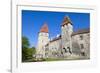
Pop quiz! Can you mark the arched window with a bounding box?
[63,47,67,53]
[81,52,85,56]
[67,47,72,54]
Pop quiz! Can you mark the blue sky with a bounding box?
[22,10,90,48]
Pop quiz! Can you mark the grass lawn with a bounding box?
[22,55,90,62]
[45,58,64,61]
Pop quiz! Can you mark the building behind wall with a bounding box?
[72,28,90,59]
[36,16,90,60]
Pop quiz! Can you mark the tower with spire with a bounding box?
[36,23,49,58]
[61,16,73,56]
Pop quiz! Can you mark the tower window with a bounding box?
[80,44,85,56]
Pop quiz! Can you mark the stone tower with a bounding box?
[61,16,73,56]
[36,23,49,58]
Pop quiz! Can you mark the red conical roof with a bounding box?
[40,23,48,33]
[62,16,72,26]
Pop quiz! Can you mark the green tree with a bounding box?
[31,47,36,55]
[26,47,36,62]
[22,36,30,61]
[22,36,30,49]
[22,36,36,62]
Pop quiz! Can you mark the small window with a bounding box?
[80,44,84,49]
[80,35,83,40]
[81,52,85,56]
[45,48,48,51]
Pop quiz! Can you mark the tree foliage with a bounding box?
[22,36,36,62]
[22,36,30,49]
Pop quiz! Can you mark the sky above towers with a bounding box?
[22,10,90,48]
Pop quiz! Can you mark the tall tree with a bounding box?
[22,36,36,62]
[22,36,30,49]
[22,36,30,61]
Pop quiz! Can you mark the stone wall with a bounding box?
[72,33,90,59]
[47,39,62,58]
[36,32,49,58]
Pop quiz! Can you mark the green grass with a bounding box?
[45,58,64,61]
[22,56,90,62]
